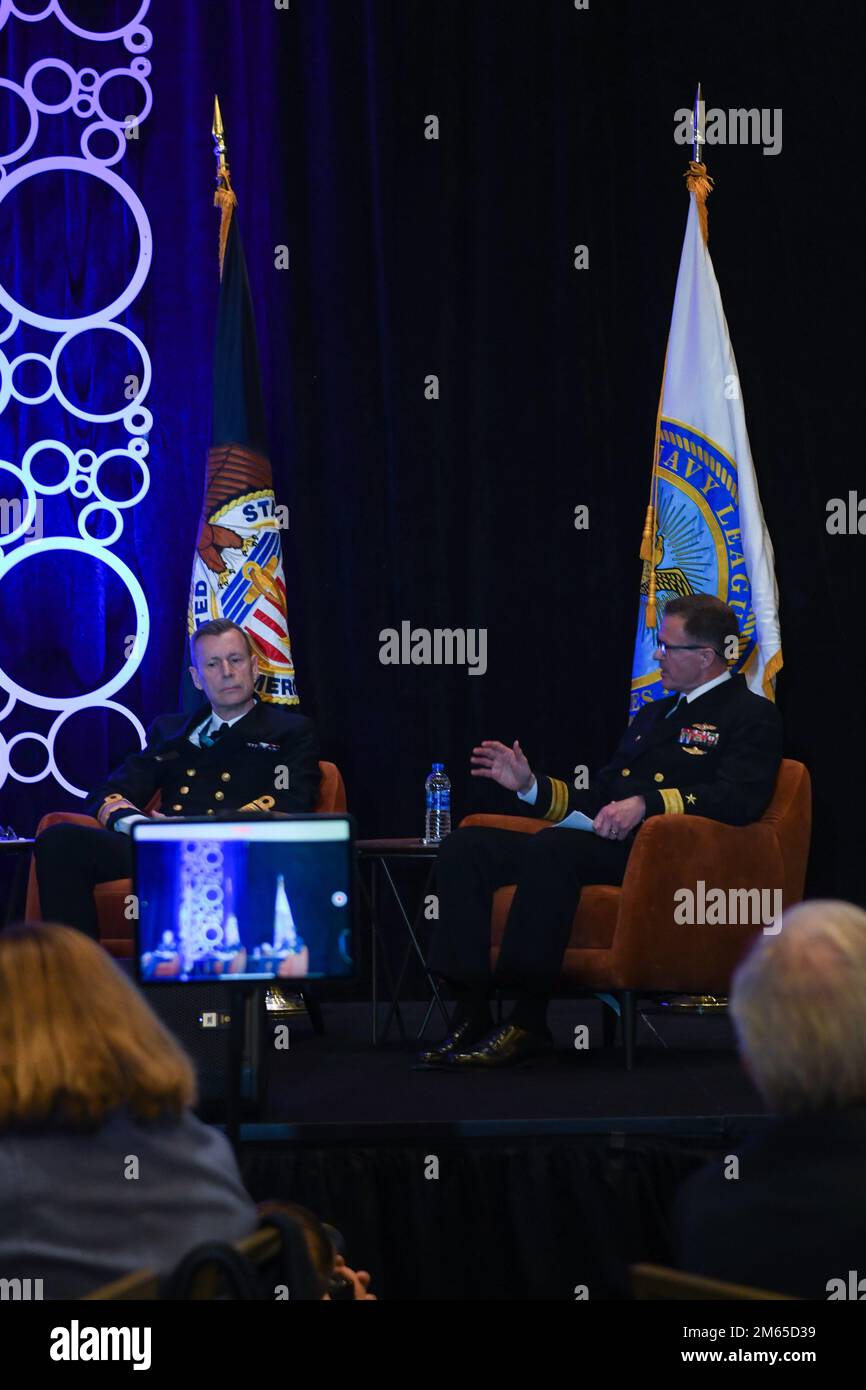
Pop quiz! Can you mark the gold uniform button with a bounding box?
[654,773,664,783]
[179,786,190,795]
[220,772,231,782]
[620,768,631,777]
[214,791,225,801]
[186,769,196,777]
[171,804,183,812]
[207,809,215,816]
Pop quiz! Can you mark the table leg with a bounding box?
[378,859,450,1039]
[358,861,407,1046]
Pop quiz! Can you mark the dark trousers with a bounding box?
[34,824,133,940]
[428,824,631,1001]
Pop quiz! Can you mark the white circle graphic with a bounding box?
[1,9,155,800]
[24,58,77,114]
[92,447,150,509]
[51,320,151,422]
[80,120,127,167]
[0,158,152,330]
[0,77,38,162]
[6,730,50,783]
[0,456,38,543]
[78,502,123,545]
[10,351,53,404]
[51,1,151,47]
[48,698,146,798]
[0,538,149,708]
[22,439,75,494]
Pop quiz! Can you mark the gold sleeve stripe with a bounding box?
[544,777,570,823]
[240,796,276,812]
[97,795,139,828]
[660,788,685,816]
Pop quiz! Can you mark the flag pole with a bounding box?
[640,84,709,630]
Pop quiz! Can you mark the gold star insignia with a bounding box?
[686,794,697,805]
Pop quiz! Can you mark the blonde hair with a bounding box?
[731,900,866,1114]
[0,923,196,1131]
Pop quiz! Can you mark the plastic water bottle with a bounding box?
[424,763,451,844]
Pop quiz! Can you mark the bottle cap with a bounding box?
[432,762,444,772]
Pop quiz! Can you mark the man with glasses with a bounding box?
[422,594,782,1070]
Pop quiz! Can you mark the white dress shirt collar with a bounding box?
[191,700,255,746]
[682,670,732,704]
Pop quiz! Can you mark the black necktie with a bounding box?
[665,695,686,720]
[200,722,228,748]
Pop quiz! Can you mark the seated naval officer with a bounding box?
[421,594,783,1070]
[34,618,321,940]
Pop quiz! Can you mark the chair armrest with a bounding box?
[35,812,102,834]
[458,813,545,835]
[27,812,108,920]
[609,813,785,986]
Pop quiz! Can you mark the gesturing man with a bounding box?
[421,594,783,1070]
[33,619,321,940]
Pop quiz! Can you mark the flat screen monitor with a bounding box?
[132,814,356,984]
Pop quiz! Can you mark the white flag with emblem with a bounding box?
[630,160,782,716]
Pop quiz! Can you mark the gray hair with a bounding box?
[730,900,866,1114]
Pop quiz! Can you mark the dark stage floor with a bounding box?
[250,999,767,1140]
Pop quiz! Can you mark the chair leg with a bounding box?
[621,991,636,1070]
[301,990,325,1036]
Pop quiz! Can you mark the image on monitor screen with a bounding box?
[132,817,355,983]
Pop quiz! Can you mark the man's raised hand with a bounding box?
[470,740,534,794]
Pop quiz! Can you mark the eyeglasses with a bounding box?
[655,641,721,656]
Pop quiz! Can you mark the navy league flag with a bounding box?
[630,152,781,717]
[183,98,298,708]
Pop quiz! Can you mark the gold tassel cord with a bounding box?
[214,184,237,282]
[640,504,656,563]
[645,571,657,631]
[684,159,714,246]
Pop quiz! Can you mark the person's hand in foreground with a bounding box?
[330,1255,376,1300]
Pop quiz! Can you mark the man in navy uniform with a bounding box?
[34,619,320,940]
[422,594,783,1069]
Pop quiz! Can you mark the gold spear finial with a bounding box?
[212,95,237,279]
[212,94,231,190]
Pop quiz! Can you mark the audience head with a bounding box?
[730,900,866,1114]
[0,923,196,1131]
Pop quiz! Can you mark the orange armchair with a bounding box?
[25,761,347,959]
[460,759,811,1069]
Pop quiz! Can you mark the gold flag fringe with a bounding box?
[761,646,784,701]
[214,184,237,281]
[684,160,714,245]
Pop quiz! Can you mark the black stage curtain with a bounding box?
[196,0,865,905]
[240,1138,709,1300]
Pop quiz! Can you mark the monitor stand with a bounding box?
[224,980,261,1151]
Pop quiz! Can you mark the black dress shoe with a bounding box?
[445,1022,554,1069]
[414,1016,494,1068]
